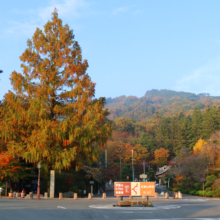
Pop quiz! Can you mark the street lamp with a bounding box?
[37,162,41,199]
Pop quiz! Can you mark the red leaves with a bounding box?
[0,152,24,180]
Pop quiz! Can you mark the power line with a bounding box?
[109,137,220,142]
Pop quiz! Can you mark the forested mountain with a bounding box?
[105,89,220,123]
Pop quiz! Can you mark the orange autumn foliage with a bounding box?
[153,148,169,167]
[0,152,24,180]
[0,10,112,170]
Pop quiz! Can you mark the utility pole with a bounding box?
[120,156,122,181]
[105,149,107,168]
[143,160,145,182]
[132,149,134,181]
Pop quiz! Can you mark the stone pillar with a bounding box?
[44,192,48,199]
[129,196,133,199]
[29,192,33,199]
[74,193,78,200]
[59,193,63,199]
[13,192,16,199]
[88,193,92,200]
[165,192,169,199]
[175,192,178,199]
[102,193,106,199]
[155,192,158,199]
[50,170,55,198]
[178,191,182,199]
[16,193,20,198]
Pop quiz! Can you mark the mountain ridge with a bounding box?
[105,89,220,122]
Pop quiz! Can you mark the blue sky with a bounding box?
[1,0,220,99]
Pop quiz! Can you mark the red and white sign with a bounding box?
[114,182,155,196]
[114,182,131,196]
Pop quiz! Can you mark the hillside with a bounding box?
[105,89,220,122]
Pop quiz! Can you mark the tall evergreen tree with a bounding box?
[192,108,203,139]
[202,106,216,139]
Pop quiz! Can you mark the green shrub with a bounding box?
[194,182,202,190]
[214,188,220,197]
[205,175,217,188]
[180,189,189,194]
[172,188,180,192]
[196,190,205,196]
[205,191,214,197]
[205,187,212,192]
[189,190,196,195]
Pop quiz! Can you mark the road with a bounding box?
[0,194,220,220]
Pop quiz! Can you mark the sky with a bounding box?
[1,0,220,99]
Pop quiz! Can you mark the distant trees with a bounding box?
[170,149,209,190]
[153,148,169,167]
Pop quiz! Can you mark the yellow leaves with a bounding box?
[193,138,207,155]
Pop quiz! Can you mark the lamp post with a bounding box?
[37,162,41,199]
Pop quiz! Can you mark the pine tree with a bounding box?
[0,10,112,170]
[202,106,216,139]
[192,108,203,139]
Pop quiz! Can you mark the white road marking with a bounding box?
[184,198,220,202]
[131,219,220,220]
[57,206,66,209]
[89,205,180,210]
[122,211,153,213]
[183,199,209,201]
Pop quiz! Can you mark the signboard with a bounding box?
[139,174,147,179]
[140,182,155,196]
[114,182,131,196]
[131,182,140,196]
[114,182,155,196]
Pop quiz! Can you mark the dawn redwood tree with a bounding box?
[0,10,112,170]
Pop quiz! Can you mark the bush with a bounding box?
[205,187,212,192]
[172,188,180,192]
[194,182,202,190]
[205,191,214,197]
[205,175,217,188]
[189,190,196,195]
[196,190,205,196]
[180,189,189,194]
[214,188,220,197]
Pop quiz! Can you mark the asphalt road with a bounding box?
[0,195,220,220]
